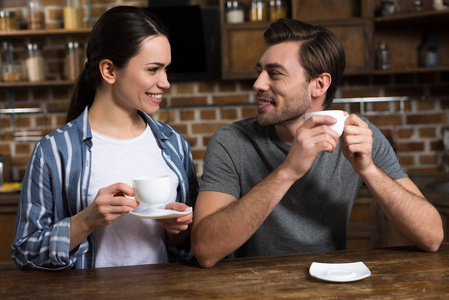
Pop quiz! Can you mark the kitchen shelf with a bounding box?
[374,9,449,25]
[0,28,91,38]
[334,96,410,116]
[0,80,75,88]
[373,66,449,75]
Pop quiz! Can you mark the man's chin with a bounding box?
[256,115,274,127]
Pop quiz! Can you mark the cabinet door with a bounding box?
[221,24,268,80]
[322,19,374,74]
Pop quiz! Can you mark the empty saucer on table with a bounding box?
[129,207,192,220]
[309,262,371,283]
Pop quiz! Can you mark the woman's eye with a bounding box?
[148,68,158,73]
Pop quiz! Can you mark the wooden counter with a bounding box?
[1,243,448,299]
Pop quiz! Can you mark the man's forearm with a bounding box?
[361,166,443,252]
[192,168,297,268]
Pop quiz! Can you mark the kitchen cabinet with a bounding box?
[219,0,374,79]
[374,8,449,74]
[219,0,449,80]
[0,192,19,268]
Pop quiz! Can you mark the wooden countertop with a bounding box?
[1,243,448,299]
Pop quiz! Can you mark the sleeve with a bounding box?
[11,142,89,271]
[368,120,408,180]
[166,134,199,262]
[182,137,199,208]
[199,127,241,199]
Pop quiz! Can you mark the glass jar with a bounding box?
[375,43,391,70]
[418,31,441,68]
[268,0,286,20]
[64,0,83,29]
[0,11,16,31]
[66,42,84,80]
[250,0,267,22]
[28,0,46,30]
[25,43,45,82]
[226,1,245,23]
[2,62,25,82]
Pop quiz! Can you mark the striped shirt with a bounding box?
[11,107,198,270]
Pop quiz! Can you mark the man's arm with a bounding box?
[363,169,442,252]
[342,115,443,252]
[192,167,296,268]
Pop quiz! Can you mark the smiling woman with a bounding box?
[11,6,199,271]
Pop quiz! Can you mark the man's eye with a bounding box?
[268,71,281,77]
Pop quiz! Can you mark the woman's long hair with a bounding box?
[66,6,169,122]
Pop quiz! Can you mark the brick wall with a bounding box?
[1,1,449,181]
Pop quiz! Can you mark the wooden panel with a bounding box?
[0,213,16,261]
[291,0,362,21]
[321,20,373,74]
[221,25,268,79]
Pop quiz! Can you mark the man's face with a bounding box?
[254,41,311,127]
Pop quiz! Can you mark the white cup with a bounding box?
[305,110,349,137]
[132,175,172,208]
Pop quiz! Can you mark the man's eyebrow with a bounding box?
[256,62,287,72]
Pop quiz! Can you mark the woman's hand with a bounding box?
[157,202,192,235]
[70,182,138,251]
[79,183,138,230]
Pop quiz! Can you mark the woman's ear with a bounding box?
[311,73,331,98]
[99,59,116,84]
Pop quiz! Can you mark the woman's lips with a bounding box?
[146,93,163,104]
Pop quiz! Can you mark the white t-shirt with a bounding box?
[88,125,179,268]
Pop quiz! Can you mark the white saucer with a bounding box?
[129,207,192,220]
[309,262,371,283]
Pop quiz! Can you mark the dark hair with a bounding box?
[66,6,169,122]
[264,19,345,109]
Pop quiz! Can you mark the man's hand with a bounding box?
[281,114,340,180]
[340,114,374,175]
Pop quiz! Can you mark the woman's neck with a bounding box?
[88,98,147,139]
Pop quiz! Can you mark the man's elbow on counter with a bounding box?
[192,243,219,269]
[420,229,444,253]
[196,256,219,269]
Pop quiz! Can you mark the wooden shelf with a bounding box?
[375,9,449,25]
[0,80,75,88]
[373,66,449,75]
[0,28,91,38]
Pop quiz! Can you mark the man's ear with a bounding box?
[99,59,116,84]
[311,73,331,98]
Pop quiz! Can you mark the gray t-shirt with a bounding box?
[200,116,407,257]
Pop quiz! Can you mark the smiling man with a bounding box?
[191,19,443,268]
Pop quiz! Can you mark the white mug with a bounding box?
[305,110,349,137]
[131,175,172,207]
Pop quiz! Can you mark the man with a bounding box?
[191,19,443,268]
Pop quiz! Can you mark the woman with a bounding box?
[11,6,198,270]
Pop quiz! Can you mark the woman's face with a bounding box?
[113,35,171,115]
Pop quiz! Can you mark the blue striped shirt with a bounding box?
[11,107,198,270]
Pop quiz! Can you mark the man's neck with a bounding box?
[274,118,305,146]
